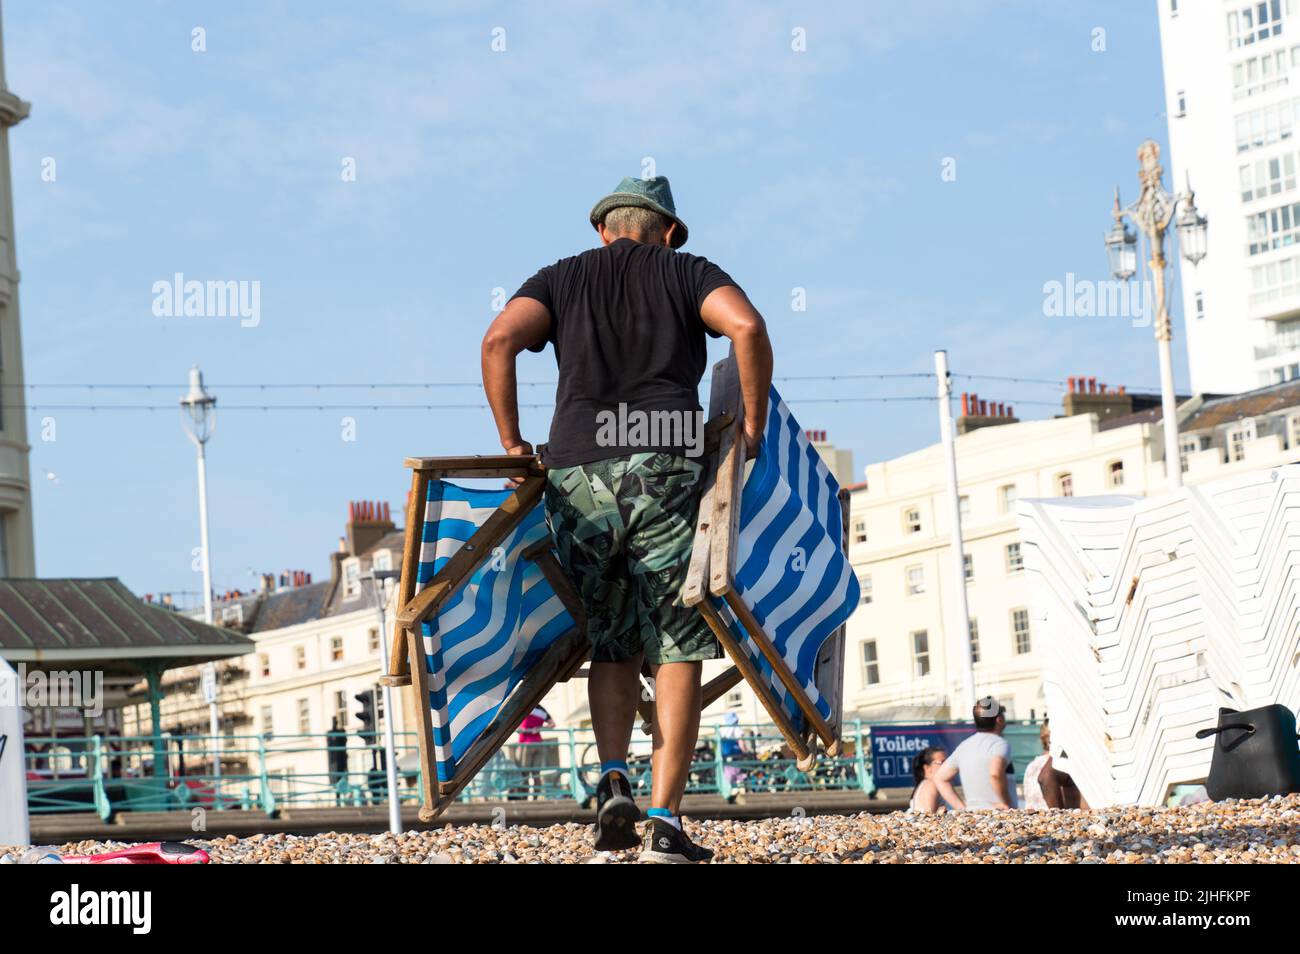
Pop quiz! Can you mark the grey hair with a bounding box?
[603,205,671,241]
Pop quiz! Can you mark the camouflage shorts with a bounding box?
[544,452,721,666]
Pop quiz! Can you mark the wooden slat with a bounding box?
[405,454,543,476]
[702,665,744,709]
[708,354,745,597]
[386,468,431,685]
[396,475,545,629]
[405,617,442,821]
[683,369,739,607]
[697,599,810,762]
[812,487,851,740]
[724,590,837,748]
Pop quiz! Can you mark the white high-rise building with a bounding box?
[1158,0,1300,393]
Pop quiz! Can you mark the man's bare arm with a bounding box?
[933,759,965,811]
[700,286,773,455]
[481,297,551,454]
[988,756,1011,808]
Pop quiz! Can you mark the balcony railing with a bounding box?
[22,721,1045,816]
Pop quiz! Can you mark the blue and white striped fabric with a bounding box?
[416,481,575,782]
[711,387,859,731]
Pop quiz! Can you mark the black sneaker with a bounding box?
[593,771,641,852]
[638,817,714,864]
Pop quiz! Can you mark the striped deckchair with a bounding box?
[685,357,858,766]
[387,355,856,818]
[415,481,576,782]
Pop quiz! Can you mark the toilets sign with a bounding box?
[869,724,974,789]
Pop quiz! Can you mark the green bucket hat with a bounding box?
[589,175,689,248]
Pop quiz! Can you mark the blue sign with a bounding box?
[868,723,975,789]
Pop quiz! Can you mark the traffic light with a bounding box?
[354,690,376,742]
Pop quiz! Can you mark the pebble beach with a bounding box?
[9,794,1300,863]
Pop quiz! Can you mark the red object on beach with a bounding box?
[61,841,210,865]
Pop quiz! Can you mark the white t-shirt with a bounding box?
[946,732,1019,809]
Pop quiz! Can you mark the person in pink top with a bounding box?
[513,705,556,798]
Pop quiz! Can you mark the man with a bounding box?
[481,175,773,862]
[933,696,1020,810]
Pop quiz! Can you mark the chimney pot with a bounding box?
[1007,405,1014,417]
[1089,377,1097,394]
[961,392,970,415]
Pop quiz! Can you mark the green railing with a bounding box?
[23,720,1045,816]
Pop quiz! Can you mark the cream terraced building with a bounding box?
[843,380,1300,724]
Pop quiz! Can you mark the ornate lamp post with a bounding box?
[180,364,220,789]
[1106,139,1208,490]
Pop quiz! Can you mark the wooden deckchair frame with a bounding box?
[681,354,846,771]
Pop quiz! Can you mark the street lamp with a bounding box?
[180,364,220,789]
[365,568,402,834]
[1105,139,1208,490]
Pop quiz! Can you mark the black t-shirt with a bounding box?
[511,237,738,467]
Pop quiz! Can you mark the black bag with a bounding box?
[1195,704,1300,801]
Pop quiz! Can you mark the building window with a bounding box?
[1288,414,1300,449]
[861,640,880,686]
[859,575,872,605]
[1175,89,1186,117]
[1247,199,1300,255]
[959,495,971,524]
[969,618,980,664]
[1107,460,1125,488]
[1240,152,1298,202]
[295,645,307,671]
[964,553,974,582]
[1227,0,1285,48]
[853,519,867,544]
[333,690,347,726]
[1194,290,1205,319]
[1056,472,1074,497]
[1012,608,1032,654]
[343,558,362,599]
[373,549,393,572]
[904,507,922,534]
[1179,433,1208,472]
[1232,49,1289,101]
[1006,542,1024,574]
[258,653,270,678]
[330,636,344,662]
[1235,96,1298,154]
[906,564,925,596]
[1170,0,1177,16]
[297,698,311,735]
[999,484,1018,514]
[260,706,274,739]
[1229,419,1258,460]
[911,630,930,678]
[369,627,381,652]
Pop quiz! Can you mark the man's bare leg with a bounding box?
[648,660,703,814]
[588,653,643,766]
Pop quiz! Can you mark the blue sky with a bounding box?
[6,0,1178,606]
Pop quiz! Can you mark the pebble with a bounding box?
[7,794,1300,863]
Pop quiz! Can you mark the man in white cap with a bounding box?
[933,695,1019,810]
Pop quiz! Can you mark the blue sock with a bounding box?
[647,807,682,830]
[600,760,629,780]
